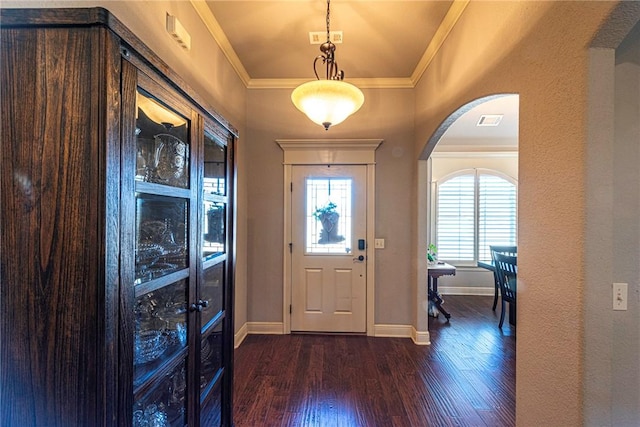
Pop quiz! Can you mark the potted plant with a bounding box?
[427,243,438,264]
[312,201,344,244]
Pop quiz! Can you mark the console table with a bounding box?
[428,262,456,320]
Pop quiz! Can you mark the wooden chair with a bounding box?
[493,252,517,328]
[489,245,517,310]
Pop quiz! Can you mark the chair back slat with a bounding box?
[489,245,517,258]
[494,252,517,302]
[489,246,517,296]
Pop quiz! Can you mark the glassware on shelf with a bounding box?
[137,134,188,188]
[135,329,169,365]
[136,92,189,189]
[133,403,169,427]
[135,196,188,284]
[154,134,187,187]
[133,359,187,427]
[134,281,188,388]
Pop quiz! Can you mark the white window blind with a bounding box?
[436,170,517,264]
[437,175,475,261]
[478,174,517,261]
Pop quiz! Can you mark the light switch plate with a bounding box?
[374,238,385,249]
[613,283,628,311]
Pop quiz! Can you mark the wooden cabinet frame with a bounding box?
[0,7,237,427]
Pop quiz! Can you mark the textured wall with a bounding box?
[413,2,620,426]
[586,15,640,425]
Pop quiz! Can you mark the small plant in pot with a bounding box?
[427,244,438,264]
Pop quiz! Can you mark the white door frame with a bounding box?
[276,139,383,335]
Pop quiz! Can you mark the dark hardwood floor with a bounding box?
[233,295,515,426]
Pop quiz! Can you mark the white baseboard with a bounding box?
[236,321,432,346]
[412,327,431,345]
[247,321,285,335]
[235,322,285,348]
[234,322,248,349]
[374,324,413,338]
[439,286,494,296]
[374,324,431,346]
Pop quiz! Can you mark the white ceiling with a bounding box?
[435,95,519,150]
[199,0,518,146]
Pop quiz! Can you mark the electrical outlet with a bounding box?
[374,239,385,249]
[613,283,628,311]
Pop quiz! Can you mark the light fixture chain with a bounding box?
[291,0,364,130]
[326,0,331,42]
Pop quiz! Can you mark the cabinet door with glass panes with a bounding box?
[122,59,235,426]
[132,93,193,425]
[125,66,198,427]
[198,122,234,426]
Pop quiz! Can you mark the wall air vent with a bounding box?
[477,114,503,126]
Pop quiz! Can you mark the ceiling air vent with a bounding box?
[477,114,503,127]
[309,31,343,44]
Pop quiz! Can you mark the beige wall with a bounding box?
[586,13,640,425]
[244,87,417,325]
[414,1,633,426]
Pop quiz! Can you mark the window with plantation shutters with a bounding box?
[436,169,517,265]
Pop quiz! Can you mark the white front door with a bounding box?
[291,165,367,332]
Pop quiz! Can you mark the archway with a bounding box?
[414,93,519,343]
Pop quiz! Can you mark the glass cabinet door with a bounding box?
[132,89,192,427]
[199,130,232,426]
[135,92,189,188]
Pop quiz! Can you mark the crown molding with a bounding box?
[192,0,469,90]
[190,0,251,86]
[411,0,470,86]
[247,77,414,90]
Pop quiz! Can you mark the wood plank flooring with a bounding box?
[233,295,515,426]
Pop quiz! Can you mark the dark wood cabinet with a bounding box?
[0,8,236,427]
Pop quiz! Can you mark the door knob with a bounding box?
[353,255,365,262]
[190,300,210,312]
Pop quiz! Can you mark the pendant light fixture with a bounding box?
[291,0,364,130]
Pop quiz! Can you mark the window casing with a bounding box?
[435,169,517,265]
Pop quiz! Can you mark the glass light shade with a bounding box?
[137,93,186,127]
[291,80,364,130]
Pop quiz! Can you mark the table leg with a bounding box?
[428,276,451,320]
[509,301,516,325]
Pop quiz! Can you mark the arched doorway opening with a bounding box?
[414,93,519,343]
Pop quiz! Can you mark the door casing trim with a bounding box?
[276,139,383,335]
